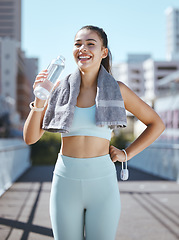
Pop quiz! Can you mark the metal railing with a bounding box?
[128,141,179,182]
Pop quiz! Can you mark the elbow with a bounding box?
[23,132,38,145]
[154,118,166,136]
[23,129,31,145]
[159,118,166,134]
[23,126,40,145]
[23,135,36,145]
[147,117,165,136]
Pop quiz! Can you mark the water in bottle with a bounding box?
[34,55,65,100]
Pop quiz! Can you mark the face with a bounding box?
[73,29,108,71]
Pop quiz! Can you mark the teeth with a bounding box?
[79,56,91,59]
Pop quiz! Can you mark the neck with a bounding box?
[80,67,100,88]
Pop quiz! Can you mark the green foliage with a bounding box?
[30,131,61,165]
[110,132,132,149]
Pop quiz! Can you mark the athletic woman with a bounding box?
[23,25,165,240]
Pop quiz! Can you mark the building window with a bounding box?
[132,78,140,83]
[0,2,14,6]
[0,14,14,19]
[0,8,13,13]
[131,69,140,74]
[0,22,13,27]
[157,66,177,71]
[157,76,164,80]
[133,88,140,93]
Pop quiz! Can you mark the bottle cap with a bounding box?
[57,55,65,63]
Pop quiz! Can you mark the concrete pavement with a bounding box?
[0,165,179,240]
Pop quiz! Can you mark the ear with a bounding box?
[102,48,108,59]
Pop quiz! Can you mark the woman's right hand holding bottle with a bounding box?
[33,69,48,107]
[33,68,61,107]
[33,69,48,90]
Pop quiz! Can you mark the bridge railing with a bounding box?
[128,141,179,182]
[0,139,31,196]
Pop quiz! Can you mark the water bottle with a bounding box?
[34,55,65,100]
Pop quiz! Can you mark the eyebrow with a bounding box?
[75,38,97,42]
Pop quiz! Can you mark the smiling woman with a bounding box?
[74,25,112,74]
[23,25,165,240]
[73,27,108,75]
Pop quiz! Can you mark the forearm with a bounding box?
[23,99,46,145]
[125,121,165,160]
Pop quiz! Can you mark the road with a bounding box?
[0,165,178,240]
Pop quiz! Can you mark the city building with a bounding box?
[112,54,151,97]
[17,51,33,121]
[0,0,21,43]
[143,59,179,104]
[0,38,32,125]
[0,0,38,131]
[112,55,179,138]
[155,71,179,141]
[0,38,19,117]
[24,57,39,101]
[165,7,179,61]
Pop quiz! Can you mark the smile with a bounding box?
[78,54,92,61]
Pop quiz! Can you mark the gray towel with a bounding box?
[42,65,127,133]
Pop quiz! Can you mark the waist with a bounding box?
[54,153,117,179]
[60,136,110,158]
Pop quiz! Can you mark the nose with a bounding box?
[79,44,87,52]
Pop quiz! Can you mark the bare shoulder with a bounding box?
[117,80,130,94]
[117,80,125,88]
[116,81,162,126]
[116,81,137,103]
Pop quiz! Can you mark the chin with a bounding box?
[77,62,91,71]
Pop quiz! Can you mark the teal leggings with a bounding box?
[50,154,121,240]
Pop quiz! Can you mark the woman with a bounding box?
[23,25,165,240]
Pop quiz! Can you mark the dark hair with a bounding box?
[79,25,112,74]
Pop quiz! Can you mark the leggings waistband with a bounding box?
[54,154,117,180]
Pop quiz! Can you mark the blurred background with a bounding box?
[0,1,179,240]
[0,0,179,194]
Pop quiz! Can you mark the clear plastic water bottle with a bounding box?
[34,55,65,100]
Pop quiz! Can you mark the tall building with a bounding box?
[0,38,32,123]
[143,59,179,103]
[112,54,151,97]
[24,57,39,101]
[0,0,38,125]
[0,38,19,106]
[155,71,179,141]
[0,0,21,42]
[112,57,179,106]
[165,7,179,61]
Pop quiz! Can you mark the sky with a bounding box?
[22,0,179,78]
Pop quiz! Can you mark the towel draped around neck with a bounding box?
[42,65,127,133]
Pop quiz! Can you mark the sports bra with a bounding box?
[61,104,112,141]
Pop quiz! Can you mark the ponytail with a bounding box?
[101,48,112,74]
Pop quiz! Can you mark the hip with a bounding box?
[54,153,117,180]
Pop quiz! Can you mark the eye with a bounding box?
[74,43,81,46]
[88,43,94,46]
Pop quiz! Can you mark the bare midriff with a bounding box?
[60,136,110,158]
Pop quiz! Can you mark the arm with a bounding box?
[23,98,47,145]
[109,82,165,162]
[23,70,48,145]
[23,69,61,145]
